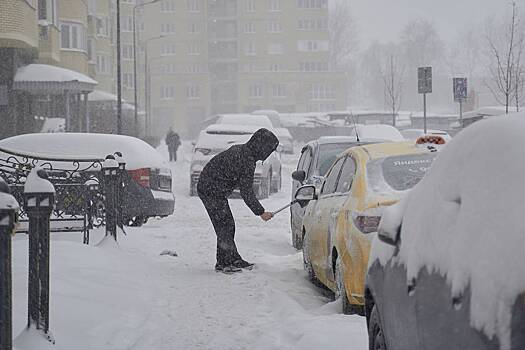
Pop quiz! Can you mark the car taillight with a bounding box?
[129,168,150,188]
[352,212,381,234]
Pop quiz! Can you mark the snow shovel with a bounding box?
[271,200,298,216]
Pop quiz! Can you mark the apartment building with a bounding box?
[143,0,347,137]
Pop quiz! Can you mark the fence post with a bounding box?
[102,156,119,240]
[23,169,55,343]
[114,152,126,228]
[0,181,19,350]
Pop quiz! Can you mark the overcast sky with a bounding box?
[351,0,516,45]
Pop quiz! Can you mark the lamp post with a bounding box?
[133,0,161,137]
[116,0,122,134]
[144,35,164,137]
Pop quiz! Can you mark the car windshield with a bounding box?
[317,143,354,175]
[367,153,438,193]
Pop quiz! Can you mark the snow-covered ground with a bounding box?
[11,142,367,350]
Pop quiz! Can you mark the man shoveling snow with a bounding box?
[197,128,279,274]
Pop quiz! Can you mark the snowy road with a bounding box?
[11,144,368,350]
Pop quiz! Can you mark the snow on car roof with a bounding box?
[350,124,405,142]
[0,133,166,170]
[218,114,274,129]
[205,123,261,134]
[370,114,525,349]
[316,136,359,145]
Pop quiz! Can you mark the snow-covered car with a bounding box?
[251,110,294,154]
[349,124,405,142]
[290,136,382,249]
[190,124,282,198]
[400,128,452,142]
[295,137,442,315]
[0,133,174,226]
[366,115,525,350]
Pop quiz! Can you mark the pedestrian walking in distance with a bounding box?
[166,127,181,162]
[198,128,279,274]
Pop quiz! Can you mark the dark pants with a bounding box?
[168,146,178,162]
[199,193,242,266]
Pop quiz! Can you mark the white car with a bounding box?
[251,110,294,153]
[401,128,452,142]
[349,124,405,142]
[190,124,282,198]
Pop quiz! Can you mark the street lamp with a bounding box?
[144,35,164,137]
[133,0,161,137]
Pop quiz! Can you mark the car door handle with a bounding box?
[407,278,416,296]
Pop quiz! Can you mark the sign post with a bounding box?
[418,67,432,133]
[453,78,468,128]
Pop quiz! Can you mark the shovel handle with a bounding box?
[271,200,298,216]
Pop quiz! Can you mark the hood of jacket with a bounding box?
[246,128,280,161]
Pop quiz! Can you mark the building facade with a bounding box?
[143,0,347,137]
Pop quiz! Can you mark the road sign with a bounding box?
[418,67,432,94]
[453,78,468,102]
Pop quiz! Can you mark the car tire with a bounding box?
[335,256,354,315]
[369,305,388,350]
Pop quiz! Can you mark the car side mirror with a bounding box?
[294,185,317,208]
[292,170,306,184]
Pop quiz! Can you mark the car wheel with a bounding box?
[369,305,388,350]
[335,256,354,315]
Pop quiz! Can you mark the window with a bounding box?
[96,17,109,37]
[87,0,97,15]
[268,43,284,55]
[123,73,134,89]
[272,84,286,98]
[161,23,176,35]
[38,0,58,25]
[321,157,345,195]
[161,43,176,56]
[300,61,329,72]
[244,22,256,33]
[249,83,263,98]
[186,85,200,99]
[161,0,176,12]
[336,157,356,193]
[160,63,177,74]
[269,0,281,11]
[161,85,175,99]
[187,64,205,73]
[60,22,86,51]
[297,0,327,9]
[269,63,282,72]
[310,84,335,100]
[297,40,329,52]
[186,0,199,12]
[245,0,256,12]
[244,42,256,56]
[121,0,134,3]
[300,148,313,173]
[121,44,133,60]
[121,16,133,32]
[298,18,328,31]
[267,21,282,33]
[188,22,200,33]
[188,43,200,55]
[96,54,111,74]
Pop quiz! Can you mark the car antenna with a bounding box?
[349,112,360,142]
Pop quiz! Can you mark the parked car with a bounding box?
[294,137,444,315]
[250,110,294,153]
[400,128,452,142]
[290,136,383,249]
[366,116,525,350]
[350,124,405,142]
[190,123,282,198]
[0,133,174,226]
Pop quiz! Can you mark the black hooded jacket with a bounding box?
[197,128,280,215]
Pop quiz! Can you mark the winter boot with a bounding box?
[233,259,255,270]
[215,264,242,274]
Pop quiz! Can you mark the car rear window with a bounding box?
[367,153,437,192]
[317,143,354,176]
[206,130,253,135]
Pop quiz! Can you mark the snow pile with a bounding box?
[370,113,525,349]
[0,133,166,170]
[24,167,55,194]
[14,64,97,85]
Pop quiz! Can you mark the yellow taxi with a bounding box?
[295,136,444,314]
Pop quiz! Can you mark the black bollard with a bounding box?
[0,181,19,350]
[102,156,119,240]
[23,169,55,342]
[114,152,126,229]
